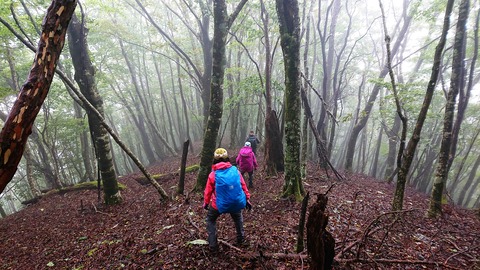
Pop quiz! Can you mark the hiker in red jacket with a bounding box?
[203,148,252,253]
[236,142,258,188]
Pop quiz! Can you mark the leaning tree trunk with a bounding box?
[276,0,304,201]
[195,0,248,190]
[0,0,78,194]
[428,0,470,217]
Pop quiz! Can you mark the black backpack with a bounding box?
[247,136,257,148]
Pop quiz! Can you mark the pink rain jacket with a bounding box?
[236,146,258,173]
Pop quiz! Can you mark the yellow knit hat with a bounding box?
[214,148,228,160]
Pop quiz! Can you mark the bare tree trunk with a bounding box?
[458,153,480,207]
[301,10,312,180]
[178,140,189,195]
[392,0,453,208]
[429,0,470,217]
[370,128,383,178]
[24,145,40,197]
[260,0,284,176]
[153,59,178,150]
[0,204,6,218]
[379,0,409,211]
[227,50,239,149]
[73,102,95,182]
[316,0,341,169]
[119,40,157,165]
[450,127,480,194]
[176,61,194,154]
[344,8,411,172]
[449,6,480,198]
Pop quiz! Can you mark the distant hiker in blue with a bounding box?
[203,148,252,253]
[245,130,260,155]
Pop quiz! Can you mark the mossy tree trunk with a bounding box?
[428,0,470,217]
[68,13,121,205]
[0,0,78,194]
[195,0,248,190]
[276,0,304,201]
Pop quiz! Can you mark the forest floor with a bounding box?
[0,153,479,270]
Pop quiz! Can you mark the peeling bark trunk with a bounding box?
[0,0,78,194]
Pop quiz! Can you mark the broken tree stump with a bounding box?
[306,193,335,270]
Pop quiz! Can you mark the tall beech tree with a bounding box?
[392,0,454,211]
[344,1,411,172]
[195,0,248,190]
[429,0,470,217]
[261,0,285,176]
[276,0,304,200]
[135,0,213,126]
[0,0,78,194]
[68,13,121,205]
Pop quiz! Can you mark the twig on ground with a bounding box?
[91,202,112,216]
[186,206,201,232]
[335,208,420,261]
[336,258,464,270]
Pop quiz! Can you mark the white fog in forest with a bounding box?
[0,0,479,215]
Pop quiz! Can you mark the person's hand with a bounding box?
[245,200,252,211]
[203,203,209,210]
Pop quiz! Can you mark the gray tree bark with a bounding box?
[68,13,121,205]
[428,0,470,217]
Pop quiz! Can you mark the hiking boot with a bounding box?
[235,239,249,247]
[248,181,253,189]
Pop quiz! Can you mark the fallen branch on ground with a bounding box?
[336,258,464,270]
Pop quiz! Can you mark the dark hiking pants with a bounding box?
[206,206,244,249]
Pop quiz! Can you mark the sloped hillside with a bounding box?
[0,156,478,269]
